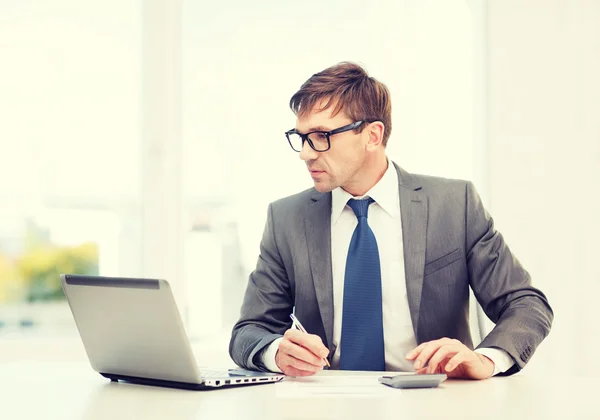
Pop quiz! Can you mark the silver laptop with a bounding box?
[61,274,284,390]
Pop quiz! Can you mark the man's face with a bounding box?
[296,101,369,193]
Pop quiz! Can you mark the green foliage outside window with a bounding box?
[0,222,99,303]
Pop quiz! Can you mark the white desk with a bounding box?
[1,336,597,420]
[2,362,598,420]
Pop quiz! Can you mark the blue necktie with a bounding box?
[339,197,385,371]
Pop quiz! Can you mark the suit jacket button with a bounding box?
[520,354,527,362]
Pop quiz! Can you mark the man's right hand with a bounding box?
[275,329,329,376]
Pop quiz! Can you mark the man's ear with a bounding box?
[366,121,385,151]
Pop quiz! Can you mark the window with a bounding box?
[0,1,141,332]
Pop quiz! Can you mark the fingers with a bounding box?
[277,349,320,377]
[426,345,461,374]
[406,338,463,370]
[276,329,329,376]
[413,338,459,370]
[278,345,325,372]
[445,352,469,373]
[445,352,490,373]
[285,343,327,368]
[276,349,318,377]
[285,329,329,360]
[405,342,427,360]
[407,338,495,380]
[414,366,429,375]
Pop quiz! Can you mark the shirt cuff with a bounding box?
[475,347,515,376]
[260,337,284,373]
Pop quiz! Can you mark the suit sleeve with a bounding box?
[229,203,293,371]
[465,181,553,375]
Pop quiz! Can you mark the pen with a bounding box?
[289,313,331,367]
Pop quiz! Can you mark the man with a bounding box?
[229,62,553,379]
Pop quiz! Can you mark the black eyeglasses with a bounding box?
[285,121,365,152]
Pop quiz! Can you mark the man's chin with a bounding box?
[313,182,335,193]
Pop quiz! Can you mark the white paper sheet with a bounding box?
[275,374,399,398]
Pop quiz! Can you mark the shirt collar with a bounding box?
[331,159,400,225]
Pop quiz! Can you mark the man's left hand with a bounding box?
[405,338,495,380]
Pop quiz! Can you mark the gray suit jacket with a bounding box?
[229,163,553,375]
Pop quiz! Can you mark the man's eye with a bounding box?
[310,132,327,141]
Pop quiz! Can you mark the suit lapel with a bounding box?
[305,190,334,350]
[394,163,428,340]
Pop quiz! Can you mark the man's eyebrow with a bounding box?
[295,125,331,133]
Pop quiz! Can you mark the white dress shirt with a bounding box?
[262,160,514,375]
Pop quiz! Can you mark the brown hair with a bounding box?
[289,62,392,146]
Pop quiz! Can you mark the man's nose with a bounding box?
[299,140,317,161]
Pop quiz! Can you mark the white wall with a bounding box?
[181,0,478,274]
[486,0,600,373]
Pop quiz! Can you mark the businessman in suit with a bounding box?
[229,62,553,379]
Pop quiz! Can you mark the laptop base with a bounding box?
[100,372,211,390]
[100,372,278,391]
